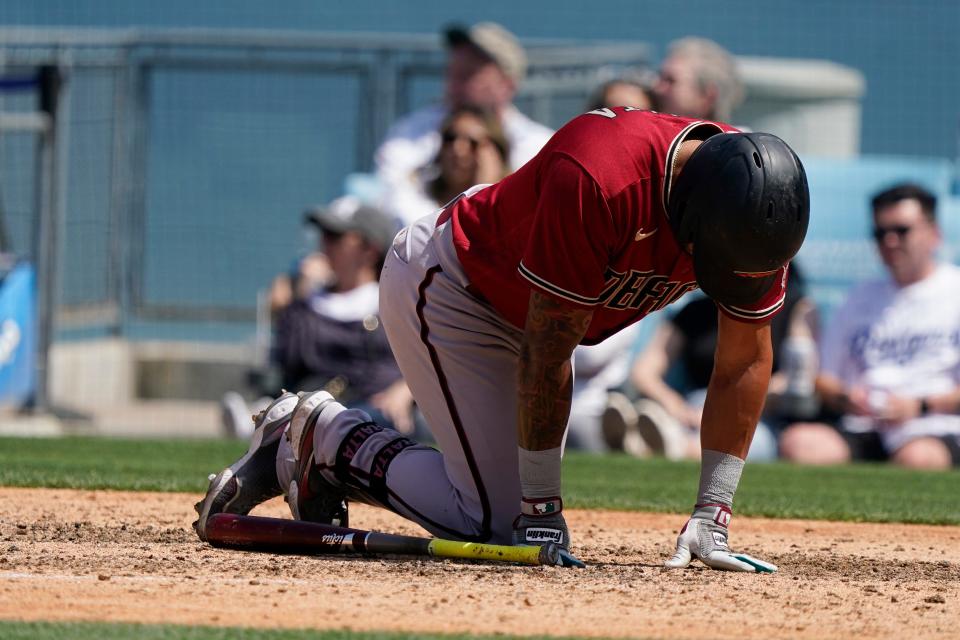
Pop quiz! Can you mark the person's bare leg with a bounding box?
[891,437,951,470]
[778,422,852,464]
[780,422,850,464]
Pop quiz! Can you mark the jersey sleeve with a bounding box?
[716,265,789,324]
[517,153,616,307]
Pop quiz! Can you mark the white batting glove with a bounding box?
[664,504,777,573]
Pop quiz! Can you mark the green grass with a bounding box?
[564,453,960,524]
[0,436,245,492]
[0,621,610,640]
[0,436,957,524]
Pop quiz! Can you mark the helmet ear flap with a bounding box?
[668,165,702,247]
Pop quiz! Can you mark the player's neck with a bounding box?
[673,140,704,177]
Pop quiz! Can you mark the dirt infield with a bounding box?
[0,488,957,639]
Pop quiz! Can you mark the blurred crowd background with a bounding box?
[1,1,959,468]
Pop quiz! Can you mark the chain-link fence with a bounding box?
[0,28,651,408]
[0,28,650,338]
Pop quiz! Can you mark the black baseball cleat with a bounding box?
[286,391,350,527]
[193,391,299,541]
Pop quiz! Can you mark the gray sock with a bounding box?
[697,449,745,507]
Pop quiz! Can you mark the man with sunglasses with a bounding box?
[196,109,809,572]
[780,183,960,469]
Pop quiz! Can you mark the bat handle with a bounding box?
[539,542,586,568]
[538,542,561,565]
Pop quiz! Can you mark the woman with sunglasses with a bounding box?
[384,106,511,226]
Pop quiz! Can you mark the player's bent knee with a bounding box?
[891,438,951,470]
[779,423,850,464]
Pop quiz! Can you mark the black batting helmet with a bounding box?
[667,132,809,309]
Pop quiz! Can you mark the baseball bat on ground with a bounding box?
[204,513,584,568]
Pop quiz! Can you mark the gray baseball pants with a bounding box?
[280,209,528,543]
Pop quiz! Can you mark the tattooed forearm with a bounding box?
[517,291,593,450]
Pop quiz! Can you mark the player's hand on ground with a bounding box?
[512,504,570,550]
[664,504,777,573]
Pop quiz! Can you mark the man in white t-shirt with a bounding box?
[375,22,553,226]
[780,183,960,469]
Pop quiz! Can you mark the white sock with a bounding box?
[275,426,296,494]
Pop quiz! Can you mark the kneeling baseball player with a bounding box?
[195,108,809,572]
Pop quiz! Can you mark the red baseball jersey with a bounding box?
[445,108,787,345]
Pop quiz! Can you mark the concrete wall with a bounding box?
[736,57,865,158]
[49,338,135,410]
[49,339,257,411]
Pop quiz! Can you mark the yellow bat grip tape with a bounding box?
[427,539,547,565]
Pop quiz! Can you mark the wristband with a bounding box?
[520,496,563,517]
[697,450,744,508]
[517,446,562,499]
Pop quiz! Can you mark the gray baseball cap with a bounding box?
[305,196,398,254]
[444,22,527,83]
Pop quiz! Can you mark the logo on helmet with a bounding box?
[733,269,780,278]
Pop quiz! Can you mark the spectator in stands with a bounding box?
[429,106,512,203]
[223,197,414,439]
[602,266,817,461]
[652,37,743,123]
[779,184,960,469]
[585,74,653,112]
[375,21,553,226]
[266,249,330,319]
[382,105,512,225]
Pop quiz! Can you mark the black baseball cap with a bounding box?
[305,196,398,254]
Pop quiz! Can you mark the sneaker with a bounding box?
[193,391,299,541]
[601,391,649,457]
[633,399,689,460]
[220,391,253,440]
[286,391,349,527]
